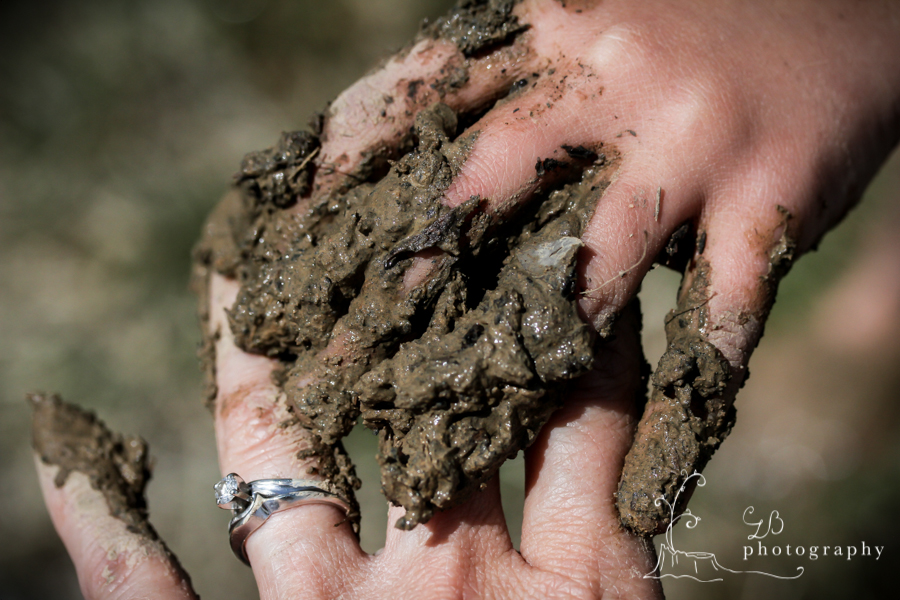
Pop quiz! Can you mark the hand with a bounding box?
[303,0,900,532]
[34,1,900,598]
[34,278,660,599]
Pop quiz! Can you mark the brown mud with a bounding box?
[192,0,764,535]
[29,392,193,585]
[194,90,610,527]
[31,393,157,537]
[616,209,796,535]
[357,176,599,528]
[424,0,527,57]
[615,260,733,535]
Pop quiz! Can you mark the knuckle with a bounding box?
[664,77,752,157]
[707,309,764,369]
[526,565,599,600]
[82,543,151,600]
[587,23,658,74]
[216,380,280,423]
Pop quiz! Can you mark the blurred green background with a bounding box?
[1,1,897,598]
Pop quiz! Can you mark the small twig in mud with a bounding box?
[654,187,661,222]
[320,162,366,184]
[582,231,649,296]
[664,293,716,325]
[296,146,320,172]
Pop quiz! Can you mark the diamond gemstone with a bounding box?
[215,474,240,505]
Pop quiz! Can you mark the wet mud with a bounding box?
[425,0,527,57]
[29,393,193,591]
[192,0,764,535]
[615,260,733,535]
[357,180,598,528]
[194,92,610,527]
[30,393,158,538]
[616,210,796,535]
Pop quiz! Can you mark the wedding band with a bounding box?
[214,473,351,565]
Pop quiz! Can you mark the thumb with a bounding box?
[31,393,197,600]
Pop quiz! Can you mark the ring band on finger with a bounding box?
[215,473,352,565]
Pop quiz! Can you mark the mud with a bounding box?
[424,0,527,57]
[357,177,598,529]
[30,393,158,536]
[762,205,797,307]
[232,105,477,447]
[616,259,733,535]
[193,92,610,527]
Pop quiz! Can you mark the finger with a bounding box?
[616,194,796,535]
[376,478,515,597]
[212,274,316,481]
[208,273,367,595]
[433,0,615,215]
[517,302,662,598]
[431,50,699,259]
[437,73,604,214]
[314,23,534,197]
[31,395,196,600]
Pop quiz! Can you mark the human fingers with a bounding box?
[518,302,662,599]
[374,304,662,599]
[616,183,798,534]
[317,40,518,184]
[208,273,368,597]
[310,3,538,199]
[31,394,197,600]
[375,478,517,598]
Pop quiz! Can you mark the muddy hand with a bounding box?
[203,274,658,597]
[290,0,900,534]
[324,0,900,535]
[197,0,900,553]
[32,0,900,597]
[32,287,660,599]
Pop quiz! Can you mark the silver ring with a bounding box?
[214,473,351,565]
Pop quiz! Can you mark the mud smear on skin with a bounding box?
[617,210,797,536]
[191,0,615,529]
[616,259,732,535]
[194,92,611,527]
[29,393,194,585]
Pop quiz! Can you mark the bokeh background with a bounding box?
[1,1,898,598]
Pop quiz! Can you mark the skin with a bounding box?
[35,1,900,598]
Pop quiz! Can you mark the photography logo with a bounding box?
[643,472,886,583]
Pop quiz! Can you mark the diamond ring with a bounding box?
[215,473,352,565]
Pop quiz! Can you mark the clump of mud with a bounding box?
[193,98,610,527]
[614,261,733,535]
[426,0,527,57]
[191,0,754,536]
[30,393,157,537]
[358,194,596,528]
